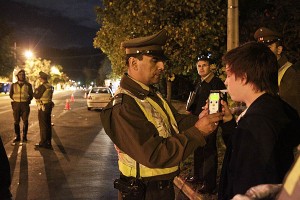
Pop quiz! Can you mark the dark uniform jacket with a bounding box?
[101,74,207,180]
[190,73,227,116]
[279,57,300,116]
[218,93,300,200]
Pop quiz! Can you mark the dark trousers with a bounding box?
[12,102,30,138]
[193,130,218,189]
[38,103,52,145]
[118,177,174,200]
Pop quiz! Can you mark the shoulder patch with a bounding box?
[112,93,123,106]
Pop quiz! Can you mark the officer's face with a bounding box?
[133,54,164,85]
[17,72,25,81]
[196,60,211,78]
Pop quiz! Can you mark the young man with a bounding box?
[34,71,54,149]
[9,69,33,144]
[254,27,300,116]
[218,42,300,200]
[100,29,223,200]
[186,53,227,194]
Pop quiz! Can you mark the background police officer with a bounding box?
[34,71,54,149]
[254,27,300,116]
[9,69,33,143]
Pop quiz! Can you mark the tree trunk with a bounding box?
[166,80,172,103]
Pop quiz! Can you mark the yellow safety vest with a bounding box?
[12,83,30,102]
[39,83,53,104]
[278,61,292,86]
[116,87,179,178]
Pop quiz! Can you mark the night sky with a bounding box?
[0,0,103,82]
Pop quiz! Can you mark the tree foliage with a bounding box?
[0,20,16,77]
[94,0,227,79]
[239,0,300,62]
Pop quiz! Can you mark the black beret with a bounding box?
[254,27,282,45]
[39,71,49,80]
[121,29,168,60]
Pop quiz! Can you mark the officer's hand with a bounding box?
[195,111,223,136]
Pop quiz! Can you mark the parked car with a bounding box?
[86,86,113,110]
[0,82,11,94]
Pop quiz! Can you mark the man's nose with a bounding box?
[157,61,164,70]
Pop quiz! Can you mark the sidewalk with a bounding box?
[171,100,217,200]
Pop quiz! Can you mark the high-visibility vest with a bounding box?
[39,83,53,104]
[115,87,179,178]
[278,61,292,86]
[12,83,30,102]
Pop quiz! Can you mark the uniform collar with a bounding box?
[120,73,155,99]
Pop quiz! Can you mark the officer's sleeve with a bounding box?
[33,85,46,99]
[101,93,206,169]
[28,83,34,101]
[9,83,14,100]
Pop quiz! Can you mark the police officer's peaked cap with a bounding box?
[121,29,168,60]
[254,27,282,45]
[39,71,49,80]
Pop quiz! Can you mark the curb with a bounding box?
[174,176,204,200]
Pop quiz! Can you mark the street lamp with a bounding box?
[24,50,34,60]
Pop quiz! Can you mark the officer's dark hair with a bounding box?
[125,54,144,66]
[223,41,278,95]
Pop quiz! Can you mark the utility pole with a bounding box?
[227,0,239,51]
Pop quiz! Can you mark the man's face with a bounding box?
[134,54,165,85]
[268,43,278,55]
[196,60,210,78]
[17,72,25,81]
[224,65,244,102]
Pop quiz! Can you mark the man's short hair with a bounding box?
[222,42,278,95]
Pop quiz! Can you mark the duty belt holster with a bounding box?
[114,162,145,200]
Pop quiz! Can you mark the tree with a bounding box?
[0,20,16,77]
[24,58,52,88]
[239,0,299,62]
[94,0,227,101]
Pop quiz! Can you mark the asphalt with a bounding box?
[3,96,208,200]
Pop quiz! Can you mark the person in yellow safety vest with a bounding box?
[9,69,33,144]
[34,71,54,149]
[100,29,224,200]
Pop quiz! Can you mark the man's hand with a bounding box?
[221,100,233,123]
[195,110,223,136]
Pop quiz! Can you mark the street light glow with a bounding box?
[24,50,33,59]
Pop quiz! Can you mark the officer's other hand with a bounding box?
[221,100,233,123]
[195,111,223,136]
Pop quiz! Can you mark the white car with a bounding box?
[86,87,113,110]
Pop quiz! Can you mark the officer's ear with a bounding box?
[277,45,283,55]
[128,57,138,70]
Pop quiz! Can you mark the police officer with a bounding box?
[100,30,223,200]
[9,69,33,143]
[34,71,54,149]
[254,27,300,116]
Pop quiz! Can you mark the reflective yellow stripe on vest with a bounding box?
[116,87,179,178]
[278,61,292,86]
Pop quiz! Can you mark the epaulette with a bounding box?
[112,93,123,106]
